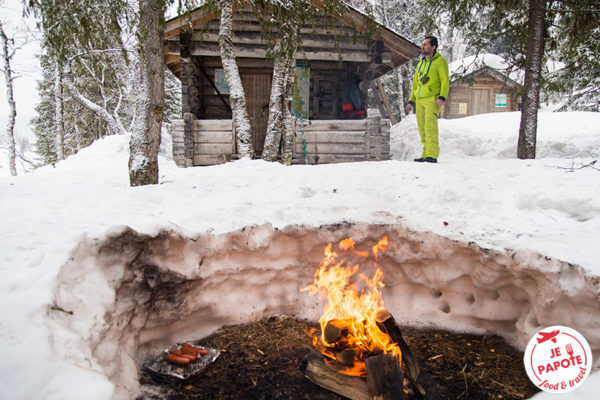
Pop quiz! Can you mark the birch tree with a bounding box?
[53,59,65,160]
[254,0,367,161]
[0,18,17,175]
[216,0,253,158]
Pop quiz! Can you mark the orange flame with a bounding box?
[301,236,401,377]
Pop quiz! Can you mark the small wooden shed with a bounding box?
[441,61,522,119]
[164,1,419,166]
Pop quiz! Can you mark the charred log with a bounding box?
[304,350,369,400]
[365,353,405,400]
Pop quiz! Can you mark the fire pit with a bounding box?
[49,223,599,399]
[137,316,537,399]
[301,237,429,399]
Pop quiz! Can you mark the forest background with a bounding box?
[1,0,598,178]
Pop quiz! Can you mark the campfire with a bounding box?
[301,237,426,399]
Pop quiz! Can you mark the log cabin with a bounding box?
[442,55,523,119]
[164,1,420,166]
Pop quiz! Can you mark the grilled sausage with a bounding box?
[166,353,190,365]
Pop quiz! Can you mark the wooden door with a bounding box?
[470,89,490,116]
[241,72,272,156]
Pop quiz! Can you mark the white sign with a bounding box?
[495,93,507,108]
[524,326,592,393]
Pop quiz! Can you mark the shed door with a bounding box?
[241,72,272,156]
[470,89,490,115]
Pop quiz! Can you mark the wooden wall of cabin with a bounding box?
[442,72,520,119]
[185,57,366,121]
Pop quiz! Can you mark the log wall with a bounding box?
[171,116,390,166]
[172,119,234,166]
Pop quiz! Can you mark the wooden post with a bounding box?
[367,115,381,161]
[376,78,397,125]
[371,81,388,120]
[180,31,201,118]
[183,113,195,167]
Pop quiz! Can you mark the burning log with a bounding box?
[305,351,407,400]
[305,350,370,400]
[366,353,406,400]
[376,310,425,397]
[302,237,434,399]
[376,311,419,380]
[324,319,351,344]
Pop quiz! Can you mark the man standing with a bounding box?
[406,36,449,163]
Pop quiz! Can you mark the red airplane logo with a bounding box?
[537,330,560,344]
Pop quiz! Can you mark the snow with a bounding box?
[448,53,524,84]
[1,111,600,399]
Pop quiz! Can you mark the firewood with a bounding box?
[375,310,420,380]
[304,351,369,400]
[335,348,357,366]
[365,353,405,400]
[323,319,350,344]
[376,310,425,397]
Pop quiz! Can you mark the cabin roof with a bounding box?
[449,66,523,90]
[448,54,523,89]
[164,1,420,80]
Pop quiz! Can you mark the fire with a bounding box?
[301,236,401,377]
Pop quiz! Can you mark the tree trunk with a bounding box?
[0,20,17,175]
[54,60,65,161]
[281,55,296,165]
[218,0,253,159]
[262,41,296,162]
[517,0,546,159]
[129,0,164,186]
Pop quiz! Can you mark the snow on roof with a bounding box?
[448,53,523,85]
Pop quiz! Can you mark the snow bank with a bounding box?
[50,224,600,398]
[392,112,600,161]
[1,111,600,399]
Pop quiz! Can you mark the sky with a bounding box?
[1,110,599,399]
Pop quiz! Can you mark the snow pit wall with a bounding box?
[50,223,600,399]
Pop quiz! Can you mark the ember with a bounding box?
[301,237,402,377]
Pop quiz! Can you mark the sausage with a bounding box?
[179,353,197,362]
[166,353,190,365]
[182,343,208,356]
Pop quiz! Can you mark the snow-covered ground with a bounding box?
[1,111,599,399]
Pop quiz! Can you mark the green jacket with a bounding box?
[408,52,450,103]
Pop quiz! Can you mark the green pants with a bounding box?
[415,96,442,159]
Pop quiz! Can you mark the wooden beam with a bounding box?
[376,78,397,125]
[370,81,388,119]
[166,41,372,62]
